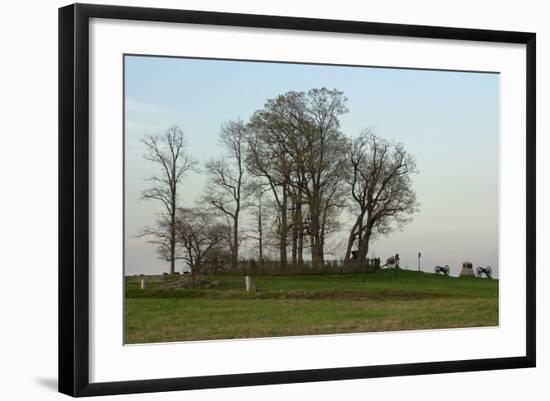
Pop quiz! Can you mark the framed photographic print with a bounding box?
[58,3,536,397]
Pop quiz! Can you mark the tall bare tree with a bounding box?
[247,110,294,270]
[203,120,247,269]
[140,126,197,275]
[247,88,348,267]
[244,182,273,267]
[344,130,418,262]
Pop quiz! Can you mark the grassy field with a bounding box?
[124,270,498,344]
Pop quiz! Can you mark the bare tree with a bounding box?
[140,126,197,275]
[247,88,348,267]
[302,89,349,265]
[175,207,226,278]
[203,120,248,270]
[244,182,273,267]
[344,130,419,262]
[246,113,293,270]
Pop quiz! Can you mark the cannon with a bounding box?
[382,254,400,269]
[476,266,493,279]
[434,265,450,276]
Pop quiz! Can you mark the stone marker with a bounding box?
[245,275,253,292]
[459,261,476,277]
[140,278,147,290]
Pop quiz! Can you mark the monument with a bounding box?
[459,261,476,277]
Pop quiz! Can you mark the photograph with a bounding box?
[0,0,542,398]
[123,55,500,344]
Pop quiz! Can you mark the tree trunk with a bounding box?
[232,213,239,270]
[344,213,365,263]
[357,238,369,262]
[169,238,175,275]
[311,240,323,266]
[309,211,323,266]
[169,190,176,275]
[308,186,325,267]
[279,187,288,272]
[297,189,304,267]
[291,196,298,269]
[258,205,264,269]
[357,223,373,262]
[344,223,358,263]
[310,233,323,267]
[188,251,195,288]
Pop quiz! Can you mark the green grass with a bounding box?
[124,270,498,344]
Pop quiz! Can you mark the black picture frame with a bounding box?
[59,3,536,397]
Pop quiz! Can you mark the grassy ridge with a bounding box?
[124,270,498,344]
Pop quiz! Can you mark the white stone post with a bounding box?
[245,275,253,292]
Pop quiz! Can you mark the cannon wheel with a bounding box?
[487,266,492,278]
[476,266,482,277]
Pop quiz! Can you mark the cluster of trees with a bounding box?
[139,88,418,275]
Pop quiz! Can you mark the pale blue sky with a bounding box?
[124,55,499,277]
